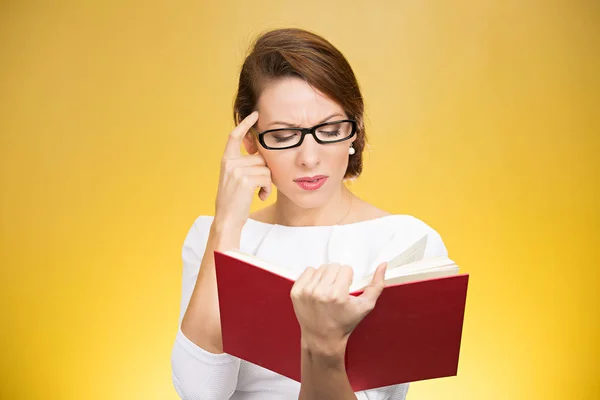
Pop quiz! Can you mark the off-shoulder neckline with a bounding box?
[245,214,406,229]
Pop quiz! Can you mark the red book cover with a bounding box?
[214,250,469,392]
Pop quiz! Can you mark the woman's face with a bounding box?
[244,76,355,209]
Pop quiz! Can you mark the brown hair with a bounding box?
[233,28,366,179]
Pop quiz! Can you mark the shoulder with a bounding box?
[181,214,271,256]
[373,214,449,259]
[345,198,448,257]
[181,215,215,257]
[348,198,439,240]
[185,215,214,238]
[334,214,448,275]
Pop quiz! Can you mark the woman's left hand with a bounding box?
[290,262,388,357]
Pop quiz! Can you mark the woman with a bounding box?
[171,28,448,399]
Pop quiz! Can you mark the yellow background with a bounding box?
[1,1,598,399]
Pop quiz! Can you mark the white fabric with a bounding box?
[171,214,448,399]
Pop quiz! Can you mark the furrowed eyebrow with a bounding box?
[266,113,344,128]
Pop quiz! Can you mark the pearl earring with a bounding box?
[348,145,355,155]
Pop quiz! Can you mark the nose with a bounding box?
[296,133,321,169]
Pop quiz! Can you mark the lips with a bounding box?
[294,175,328,182]
[294,175,328,191]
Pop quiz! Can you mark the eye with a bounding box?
[270,130,300,143]
[319,129,342,137]
[317,123,345,137]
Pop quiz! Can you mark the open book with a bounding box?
[218,234,459,292]
[214,234,469,392]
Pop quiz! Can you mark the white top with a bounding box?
[171,214,448,400]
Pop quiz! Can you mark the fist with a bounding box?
[290,262,387,356]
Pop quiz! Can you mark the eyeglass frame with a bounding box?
[253,119,358,150]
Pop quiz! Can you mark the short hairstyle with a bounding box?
[233,28,366,179]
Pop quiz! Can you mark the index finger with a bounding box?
[223,111,259,159]
[335,265,354,291]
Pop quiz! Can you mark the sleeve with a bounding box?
[356,383,410,400]
[420,219,448,259]
[354,216,447,399]
[170,215,241,400]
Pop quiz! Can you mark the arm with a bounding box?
[299,337,356,400]
[171,217,242,400]
[181,110,270,353]
[172,111,272,399]
[299,336,410,400]
[292,263,388,400]
[180,220,241,353]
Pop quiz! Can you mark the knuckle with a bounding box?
[223,159,235,173]
[361,303,374,314]
[326,293,339,303]
[332,296,345,305]
[366,299,377,311]
[313,292,328,302]
[232,167,243,180]
[290,288,300,300]
[314,289,334,303]
[331,292,345,303]
[228,131,239,141]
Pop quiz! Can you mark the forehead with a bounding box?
[256,77,344,126]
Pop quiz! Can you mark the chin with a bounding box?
[280,185,332,209]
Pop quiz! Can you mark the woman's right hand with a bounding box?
[181,112,270,351]
[214,111,272,232]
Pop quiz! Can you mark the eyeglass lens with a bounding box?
[262,121,353,148]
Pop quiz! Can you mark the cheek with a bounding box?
[259,151,291,185]
[329,148,350,175]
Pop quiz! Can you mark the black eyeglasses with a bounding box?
[255,119,357,150]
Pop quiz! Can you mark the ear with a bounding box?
[242,130,259,154]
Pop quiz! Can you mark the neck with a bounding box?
[273,185,353,227]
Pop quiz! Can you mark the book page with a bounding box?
[349,259,458,292]
[386,235,428,269]
[379,265,460,287]
[393,256,456,275]
[348,235,430,292]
